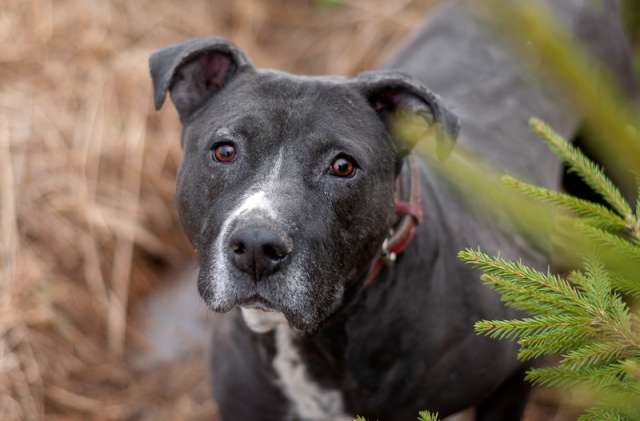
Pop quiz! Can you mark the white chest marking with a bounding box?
[240,307,287,333]
[273,326,352,421]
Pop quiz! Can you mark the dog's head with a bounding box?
[150,37,458,332]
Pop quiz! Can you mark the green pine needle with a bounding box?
[502,175,627,231]
[575,222,640,263]
[474,314,591,341]
[529,118,633,220]
[460,249,591,314]
[418,411,439,421]
[610,275,640,298]
[578,407,627,421]
[479,273,587,316]
[516,327,594,360]
[354,411,440,421]
[561,342,630,370]
[581,259,613,310]
[636,180,640,220]
[525,364,629,389]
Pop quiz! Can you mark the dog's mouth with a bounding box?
[197,275,297,326]
[235,294,309,333]
[202,286,322,332]
[236,294,276,311]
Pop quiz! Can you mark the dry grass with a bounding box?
[0,1,439,419]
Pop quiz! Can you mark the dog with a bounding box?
[149,1,636,419]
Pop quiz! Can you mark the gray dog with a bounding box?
[149,1,636,420]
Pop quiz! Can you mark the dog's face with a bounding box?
[150,38,457,332]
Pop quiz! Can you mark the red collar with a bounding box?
[364,155,423,286]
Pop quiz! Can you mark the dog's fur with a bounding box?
[149,1,636,419]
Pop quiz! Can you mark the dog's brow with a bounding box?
[310,134,374,169]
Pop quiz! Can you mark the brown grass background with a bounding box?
[0,1,442,420]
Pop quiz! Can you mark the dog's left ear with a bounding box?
[355,70,459,160]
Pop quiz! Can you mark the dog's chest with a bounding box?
[272,326,352,421]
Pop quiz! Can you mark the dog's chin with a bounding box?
[200,291,328,333]
[196,267,344,334]
[236,297,327,333]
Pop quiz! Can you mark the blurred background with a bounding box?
[0,1,441,420]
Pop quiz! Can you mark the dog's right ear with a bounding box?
[149,37,253,121]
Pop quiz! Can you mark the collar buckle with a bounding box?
[380,237,397,265]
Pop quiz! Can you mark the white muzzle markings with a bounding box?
[211,190,278,303]
[208,148,290,306]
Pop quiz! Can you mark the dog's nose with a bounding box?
[228,227,291,281]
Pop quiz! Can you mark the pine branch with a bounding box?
[561,342,630,370]
[527,365,640,420]
[610,275,640,298]
[582,259,613,310]
[634,180,640,238]
[354,411,440,421]
[578,407,627,421]
[525,365,628,389]
[567,271,595,294]
[529,118,633,220]
[475,314,591,341]
[460,249,591,314]
[517,327,594,360]
[458,117,640,420]
[502,175,627,231]
[480,273,587,316]
[525,366,589,388]
[578,383,640,421]
[418,411,439,421]
[575,222,640,263]
[636,180,640,220]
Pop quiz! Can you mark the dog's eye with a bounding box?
[212,143,237,163]
[329,155,356,178]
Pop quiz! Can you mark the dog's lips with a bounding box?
[236,294,315,331]
[236,295,276,311]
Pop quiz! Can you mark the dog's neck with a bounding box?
[245,158,528,419]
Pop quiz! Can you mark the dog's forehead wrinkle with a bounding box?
[252,71,364,118]
[257,69,350,88]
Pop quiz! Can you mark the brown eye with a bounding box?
[329,156,356,178]
[212,143,237,163]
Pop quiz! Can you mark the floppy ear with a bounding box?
[355,70,459,160]
[149,37,253,121]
